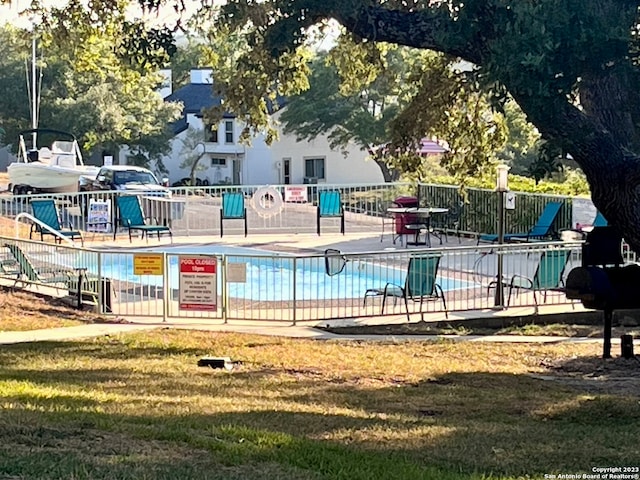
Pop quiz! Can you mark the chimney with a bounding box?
[190,69,213,84]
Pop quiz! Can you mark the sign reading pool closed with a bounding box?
[178,256,217,311]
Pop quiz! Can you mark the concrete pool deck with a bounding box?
[86,229,481,254]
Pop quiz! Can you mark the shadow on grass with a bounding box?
[0,337,639,479]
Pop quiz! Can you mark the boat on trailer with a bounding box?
[8,128,100,194]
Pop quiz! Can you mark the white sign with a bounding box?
[103,155,113,166]
[179,256,217,311]
[284,186,308,203]
[87,199,112,232]
[226,262,247,283]
[505,192,516,210]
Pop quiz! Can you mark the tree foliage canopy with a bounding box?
[11,0,640,250]
[0,21,179,163]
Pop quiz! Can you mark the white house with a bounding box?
[132,69,385,186]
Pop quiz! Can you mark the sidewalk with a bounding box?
[1,317,634,346]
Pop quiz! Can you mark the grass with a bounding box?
[0,323,639,479]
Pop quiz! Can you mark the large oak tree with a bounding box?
[208,0,640,251]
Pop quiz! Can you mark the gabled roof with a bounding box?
[165,83,233,118]
[165,83,234,136]
[164,78,288,136]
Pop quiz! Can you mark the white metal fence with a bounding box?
[0,236,585,323]
[2,183,417,238]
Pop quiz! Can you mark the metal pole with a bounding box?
[494,190,505,308]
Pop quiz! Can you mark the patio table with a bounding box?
[387,207,449,247]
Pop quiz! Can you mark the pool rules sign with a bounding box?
[178,256,217,311]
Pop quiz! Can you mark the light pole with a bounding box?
[494,164,510,308]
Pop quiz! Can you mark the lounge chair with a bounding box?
[593,211,608,228]
[478,201,563,244]
[114,195,172,242]
[30,199,83,245]
[317,190,345,235]
[488,248,572,312]
[4,243,72,289]
[220,192,248,237]
[363,254,448,320]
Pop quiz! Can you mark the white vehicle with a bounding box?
[8,128,100,195]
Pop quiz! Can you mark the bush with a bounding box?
[420,167,590,196]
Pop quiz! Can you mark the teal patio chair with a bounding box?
[593,211,608,228]
[478,201,563,244]
[30,199,83,245]
[488,249,572,312]
[220,192,247,237]
[317,190,345,235]
[114,195,172,242]
[363,254,448,320]
[4,243,71,289]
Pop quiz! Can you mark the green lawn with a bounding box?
[0,330,638,479]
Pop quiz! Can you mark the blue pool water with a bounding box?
[80,244,471,301]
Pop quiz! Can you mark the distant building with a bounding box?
[121,69,384,186]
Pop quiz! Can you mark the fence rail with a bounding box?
[0,236,586,323]
[1,181,580,240]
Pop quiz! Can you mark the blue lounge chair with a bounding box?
[363,254,447,320]
[593,211,608,228]
[220,192,247,237]
[114,195,172,242]
[30,199,83,245]
[478,201,563,243]
[317,190,345,235]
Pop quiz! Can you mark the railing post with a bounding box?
[292,256,297,326]
[162,252,168,322]
[494,190,505,308]
[222,255,228,324]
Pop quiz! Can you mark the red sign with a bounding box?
[284,186,308,203]
[178,256,217,311]
[179,257,217,274]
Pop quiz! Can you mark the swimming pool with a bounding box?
[75,244,471,302]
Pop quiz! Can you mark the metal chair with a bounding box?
[363,254,447,320]
[220,192,248,237]
[115,195,172,242]
[317,190,345,235]
[30,199,83,245]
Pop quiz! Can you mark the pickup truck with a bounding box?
[79,165,171,198]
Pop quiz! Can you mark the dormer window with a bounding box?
[225,120,234,143]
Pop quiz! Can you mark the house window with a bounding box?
[224,120,234,143]
[208,127,218,143]
[304,157,325,179]
[211,158,226,166]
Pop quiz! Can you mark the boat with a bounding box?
[8,128,100,194]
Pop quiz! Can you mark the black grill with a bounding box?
[565,227,637,358]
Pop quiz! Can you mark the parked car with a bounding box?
[79,165,171,198]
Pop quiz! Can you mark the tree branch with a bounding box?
[265,2,483,64]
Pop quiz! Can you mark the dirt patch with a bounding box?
[319,311,640,339]
[533,355,640,396]
[0,289,124,331]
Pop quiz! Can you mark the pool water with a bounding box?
[77,244,471,302]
